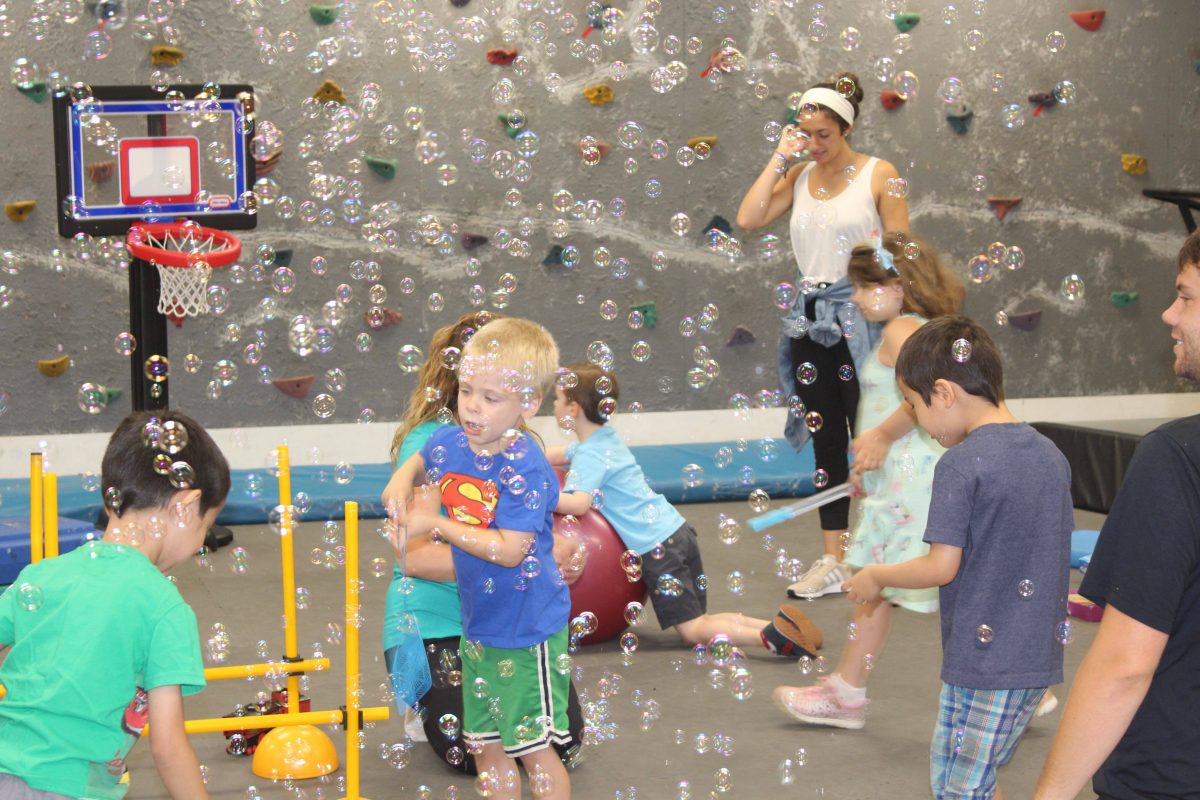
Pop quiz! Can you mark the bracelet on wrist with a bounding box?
[772,152,791,175]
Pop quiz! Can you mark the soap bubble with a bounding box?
[1017,579,1035,598]
[748,488,770,513]
[976,624,994,644]
[1045,30,1067,53]
[951,338,973,363]
[1060,273,1085,301]
[114,332,136,356]
[1000,103,1025,130]
[17,582,44,611]
[1053,80,1076,104]
[968,254,993,284]
[795,362,817,385]
[312,393,336,419]
[77,383,108,414]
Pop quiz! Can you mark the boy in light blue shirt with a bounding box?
[549,362,822,658]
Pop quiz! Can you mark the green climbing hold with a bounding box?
[631,302,658,329]
[365,156,400,180]
[784,106,800,127]
[310,4,338,24]
[894,12,920,33]
[103,386,123,404]
[1110,291,1139,307]
[17,81,47,103]
[497,113,521,139]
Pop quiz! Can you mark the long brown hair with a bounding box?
[388,311,501,464]
[848,232,964,318]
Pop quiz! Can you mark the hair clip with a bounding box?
[876,244,900,278]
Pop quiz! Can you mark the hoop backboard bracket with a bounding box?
[52,84,258,237]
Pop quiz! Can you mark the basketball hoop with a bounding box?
[127,221,241,318]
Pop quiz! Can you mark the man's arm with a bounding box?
[147,684,209,800]
[1034,604,1168,800]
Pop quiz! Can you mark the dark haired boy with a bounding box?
[548,361,823,659]
[844,316,1072,800]
[0,410,230,800]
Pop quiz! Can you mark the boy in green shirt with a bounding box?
[0,410,230,800]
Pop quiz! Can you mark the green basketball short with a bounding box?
[460,627,572,758]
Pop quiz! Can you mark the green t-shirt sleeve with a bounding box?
[0,577,16,646]
[397,420,442,466]
[145,602,206,697]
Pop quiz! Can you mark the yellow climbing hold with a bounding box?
[5,200,35,222]
[582,83,614,106]
[1121,154,1147,176]
[150,45,184,66]
[687,136,718,149]
[312,79,346,105]
[37,355,70,378]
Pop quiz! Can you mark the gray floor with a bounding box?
[123,501,1105,799]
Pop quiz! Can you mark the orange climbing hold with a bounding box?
[1069,9,1105,31]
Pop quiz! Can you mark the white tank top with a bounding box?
[789,156,883,284]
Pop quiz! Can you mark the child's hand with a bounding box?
[381,474,412,527]
[844,566,882,605]
[849,427,891,474]
[553,533,588,586]
[404,484,444,540]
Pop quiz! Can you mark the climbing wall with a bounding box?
[0,0,1197,434]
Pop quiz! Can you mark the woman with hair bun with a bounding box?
[736,72,911,598]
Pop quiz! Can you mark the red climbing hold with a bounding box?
[880,90,906,110]
[1069,9,1105,31]
[987,196,1023,222]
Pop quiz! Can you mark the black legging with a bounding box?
[789,308,859,531]
[410,636,585,774]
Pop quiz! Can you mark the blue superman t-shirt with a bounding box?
[419,425,569,648]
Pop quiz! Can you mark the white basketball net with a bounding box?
[140,226,227,318]
[155,262,212,318]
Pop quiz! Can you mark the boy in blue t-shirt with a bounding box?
[844,316,1072,800]
[390,318,572,799]
[548,362,824,660]
[0,410,230,800]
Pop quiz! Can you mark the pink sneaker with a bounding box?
[773,678,867,730]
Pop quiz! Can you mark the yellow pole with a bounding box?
[202,657,330,683]
[140,705,391,737]
[343,501,364,800]
[0,662,336,702]
[276,445,301,715]
[29,454,43,564]
[42,473,58,559]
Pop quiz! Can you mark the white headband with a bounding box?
[799,87,856,126]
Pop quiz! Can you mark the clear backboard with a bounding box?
[53,84,257,237]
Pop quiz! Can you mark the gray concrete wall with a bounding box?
[0,0,1196,435]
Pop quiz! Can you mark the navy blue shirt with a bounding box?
[924,423,1072,690]
[1082,416,1200,800]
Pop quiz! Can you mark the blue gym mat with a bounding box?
[0,439,817,526]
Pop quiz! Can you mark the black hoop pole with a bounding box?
[128,256,169,412]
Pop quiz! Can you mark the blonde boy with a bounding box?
[389,318,572,800]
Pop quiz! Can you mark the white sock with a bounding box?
[829,673,867,703]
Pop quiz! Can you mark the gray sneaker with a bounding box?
[787,555,850,599]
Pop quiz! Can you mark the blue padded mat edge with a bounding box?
[0,440,816,526]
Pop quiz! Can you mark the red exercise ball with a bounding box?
[556,507,648,645]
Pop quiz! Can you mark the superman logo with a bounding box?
[439,472,499,527]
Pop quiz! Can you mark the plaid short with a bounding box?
[930,683,1045,800]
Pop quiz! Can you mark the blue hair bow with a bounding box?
[874,238,900,277]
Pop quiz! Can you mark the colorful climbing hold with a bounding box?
[5,200,36,222]
[365,155,400,180]
[486,49,519,65]
[461,232,489,251]
[272,375,316,399]
[103,386,123,405]
[630,302,658,329]
[37,355,70,378]
[309,4,338,25]
[687,136,718,149]
[364,307,403,329]
[1007,310,1042,332]
[583,83,615,106]
[150,45,184,66]
[880,90,906,110]
[726,325,756,346]
[497,112,522,139]
[946,103,974,135]
[581,5,610,38]
[702,215,732,237]
[1121,154,1147,176]
[16,81,47,103]
[1110,291,1139,307]
[1069,9,1105,31]
[987,197,1023,221]
[894,12,921,32]
[312,79,345,105]
[1029,91,1057,116]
